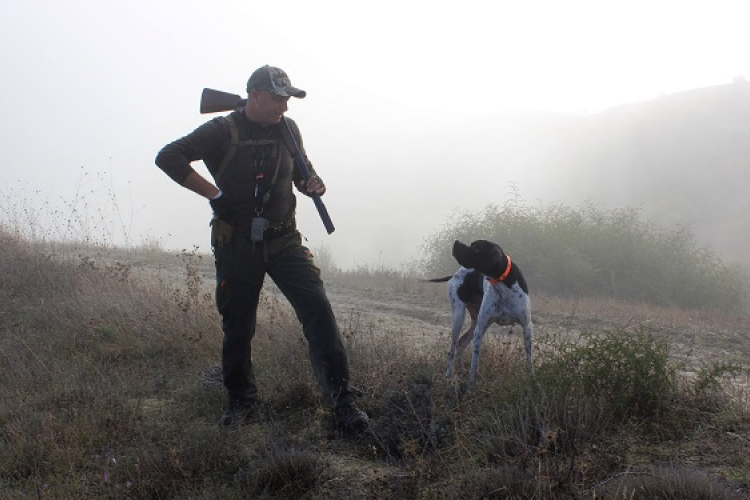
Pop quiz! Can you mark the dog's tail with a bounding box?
[419,276,453,283]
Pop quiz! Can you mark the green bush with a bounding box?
[472,328,677,469]
[534,328,675,423]
[420,195,748,311]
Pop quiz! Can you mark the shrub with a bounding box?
[420,196,748,312]
[472,328,677,474]
[535,328,676,423]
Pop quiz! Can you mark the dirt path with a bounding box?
[324,280,450,343]
[135,253,750,380]
[321,276,750,380]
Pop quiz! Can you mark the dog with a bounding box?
[426,239,533,383]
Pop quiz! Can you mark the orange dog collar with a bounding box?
[488,255,512,284]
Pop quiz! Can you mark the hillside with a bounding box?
[532,79,750,267]
[334,79,750,271]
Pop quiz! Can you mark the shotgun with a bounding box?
[200,88,246,113]
[199,88,335,234]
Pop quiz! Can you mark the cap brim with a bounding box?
[273,87,306,98]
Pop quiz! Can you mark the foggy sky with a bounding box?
[1,0,748,269]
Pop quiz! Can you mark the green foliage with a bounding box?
[534,329,675,424]
[694,360,743,395]
[692,360,744,413]
[472,328,677,472]
[420,193,748,311]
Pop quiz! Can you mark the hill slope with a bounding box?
[532,80,750,266]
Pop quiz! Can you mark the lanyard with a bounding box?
[249,138,281,216]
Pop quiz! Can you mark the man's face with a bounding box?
[247,89,290,125]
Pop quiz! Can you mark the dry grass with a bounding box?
[1,231,749,499]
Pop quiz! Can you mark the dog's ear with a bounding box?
[452,240,467,258]
[454,239,507,275]
[452,240,475,268]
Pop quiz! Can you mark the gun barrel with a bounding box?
[281,117,335,234]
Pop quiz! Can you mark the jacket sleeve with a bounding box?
[155,117,227,185]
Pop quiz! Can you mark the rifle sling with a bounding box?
[277,118,309,181]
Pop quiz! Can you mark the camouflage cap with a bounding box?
[246,65,306,98]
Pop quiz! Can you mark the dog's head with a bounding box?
[452,239,506,277]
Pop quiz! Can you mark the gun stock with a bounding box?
[200,88,247,113]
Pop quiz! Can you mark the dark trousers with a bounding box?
[214,230,354,408]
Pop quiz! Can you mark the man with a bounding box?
[155,65,368,432]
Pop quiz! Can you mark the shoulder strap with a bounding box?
[215,114,284,204]
[277,118,311,183]
[277,117,300,163]
[214,114,239,185]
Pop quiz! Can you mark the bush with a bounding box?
[535,328,676,423]
[472,328,677,473]
[420,196,748,312]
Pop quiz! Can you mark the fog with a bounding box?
[2,0,748,269]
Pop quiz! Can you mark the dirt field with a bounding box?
[30,246,749,496]
[132,249,750,389]
[321,274,750,381]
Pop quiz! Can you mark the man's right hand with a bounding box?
[209,192,233,219]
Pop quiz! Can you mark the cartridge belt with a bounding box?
[234,217,296,240]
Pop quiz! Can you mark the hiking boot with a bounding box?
[218,400,258,428]
[334,403,369,432]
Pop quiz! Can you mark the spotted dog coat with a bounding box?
[428,240,533,384]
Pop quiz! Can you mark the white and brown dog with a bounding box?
[427,239,533,383]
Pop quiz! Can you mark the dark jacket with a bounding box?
[155,109,316,224]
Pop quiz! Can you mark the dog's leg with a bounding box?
[445,302,467,378]
[456,319,476,361]
[456,300,480,363]
[523,321,534,371]
[518,297,533,371]
[468,316,490,385]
